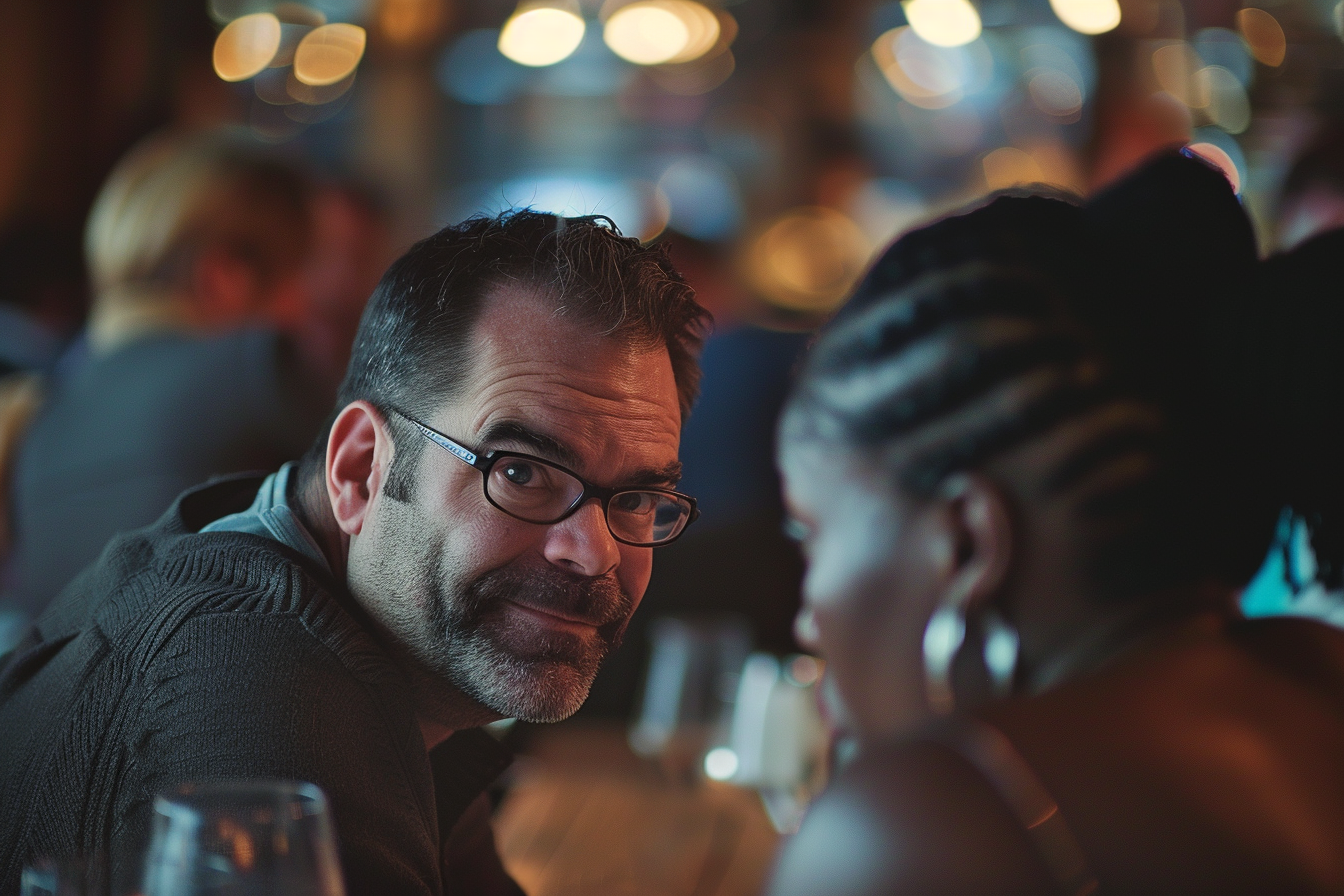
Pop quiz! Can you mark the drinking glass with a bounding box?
[628,613,753,783]
[140,780,345,896]
[19,858,84,896]
[711,652,830,833]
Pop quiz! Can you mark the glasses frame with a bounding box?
[386,408,699,547]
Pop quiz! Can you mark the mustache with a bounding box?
[468,563,634,632]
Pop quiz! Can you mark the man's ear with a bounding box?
[932,473,1013,611]
[326,400,394,537]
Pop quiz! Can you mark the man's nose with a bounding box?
[542,499,621,577]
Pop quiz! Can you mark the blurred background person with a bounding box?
[0,221,87,652]
[769,152,1344,894]
[2,129,333,620]
[296,178,395,389]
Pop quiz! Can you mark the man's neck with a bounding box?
[292,462,349,581]
[290,462,502,748]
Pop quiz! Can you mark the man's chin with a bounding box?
[475,658,597,723]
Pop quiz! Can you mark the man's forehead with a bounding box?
[428,284,683,469]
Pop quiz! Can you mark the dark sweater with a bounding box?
[0,475,515,895]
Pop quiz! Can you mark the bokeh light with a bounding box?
[1152,42,1202,107]
[1194,65,1250,133]
[704,747,739,781]
[498,5,586,67]
[605,4,687,65]
[1194,27,1253,87]
[747,206,871,312]
[293,23,367,86]
[871,26,991,110]
[664,1,723,64]
[901,0,982,48]
[287,68,356,105]
[1238,8,1287,67]
[376,0,449,48]
[982,146,1045,190]
[607,0,725,66]
[213,13,283,82]
[1186,141,1242,192]
[1028,69,1084,118]
[647,48,736,95]
[1048,0,1121,36]
[786,655,823,688]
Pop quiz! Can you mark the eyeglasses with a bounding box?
[387,408,699,547]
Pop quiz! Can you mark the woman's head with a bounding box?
[779,152,1266,739]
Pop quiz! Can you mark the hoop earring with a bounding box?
[923,598,1020,715]
[981,608,1020,698]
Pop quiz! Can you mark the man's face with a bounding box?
[348,286,683,723]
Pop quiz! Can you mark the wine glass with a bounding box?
[628,613,753,783]
[711,652,830,834]
[140,780,345,896]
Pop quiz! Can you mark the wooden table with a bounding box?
[494,723,781,896]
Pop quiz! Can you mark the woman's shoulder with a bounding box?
[982,617,1344,893]
[767,735,1059,896]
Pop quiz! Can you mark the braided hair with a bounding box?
[782,151,1330,599]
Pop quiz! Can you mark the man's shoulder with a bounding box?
[46,476,376,670]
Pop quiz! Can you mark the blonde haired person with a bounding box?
[4,129,331,615]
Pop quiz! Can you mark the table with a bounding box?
[494,723,781,896]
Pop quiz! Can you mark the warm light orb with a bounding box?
[871,26,990,110]
[293,23,367,86]
[1237,8,1286,67]
[213,13,283,82]
[901,0,981,48]
[666,1,722,63]
[498,6,586,67]
[376,0,449,48]
[748,206,871,312]
[604,2,690,65]
[982,146,1045,191]
[1048,0,1121,35]
[1185,142,1241,192]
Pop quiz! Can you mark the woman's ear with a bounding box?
[934,473,1014,612]
[326,400,394,537]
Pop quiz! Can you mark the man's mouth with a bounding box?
[502,598,609,635]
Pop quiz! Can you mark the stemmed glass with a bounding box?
[628,614,753,783]
[140,780,345,896]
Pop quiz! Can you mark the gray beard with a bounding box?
[422,559,634,723]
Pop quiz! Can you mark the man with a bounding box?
[0,210,709,894]
[6,129,330,616]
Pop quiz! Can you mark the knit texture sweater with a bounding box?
[0,474,514,895]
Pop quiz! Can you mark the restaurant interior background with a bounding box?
[2,0,1342,890]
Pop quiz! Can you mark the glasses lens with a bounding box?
[608,491,692,546]
[486,456,583,522]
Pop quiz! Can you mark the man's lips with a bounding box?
[502,598,607,634]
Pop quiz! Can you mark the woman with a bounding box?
[768,152,1344,895]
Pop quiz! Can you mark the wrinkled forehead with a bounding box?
[432,287,681,456]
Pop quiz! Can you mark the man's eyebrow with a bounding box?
[478,421,683,487]
[478,421,581,468]
[623,461,684,488]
